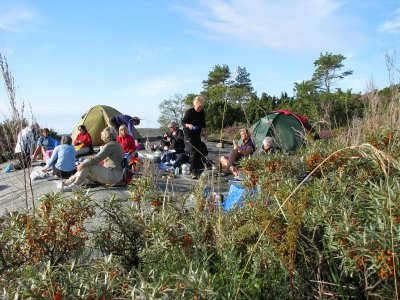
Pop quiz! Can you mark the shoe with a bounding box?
[62,183,79,192]
[56,181,64,190]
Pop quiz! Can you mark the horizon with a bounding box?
[0,0,399,133]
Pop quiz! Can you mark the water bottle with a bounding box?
[174,167,180,176]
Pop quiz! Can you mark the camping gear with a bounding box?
[30,166,51,181]
[249,110,314,153]
[145,153,161,163]
[181,163,191,175]
[71,105,142,146]
[222,183,257,212]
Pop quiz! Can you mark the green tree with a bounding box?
[233,66,253,93]
[202,65,257,130]
[244,93,274,124]
[158,94,188,128]
[202,64,231,90]
[311,52,353,93]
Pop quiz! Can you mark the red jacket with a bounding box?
[74,132,92,147]
[117,135,136,154]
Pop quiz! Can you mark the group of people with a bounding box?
[151,94,278,179]
[13,114,143,191]
[181,95,279,179]
[12,97,278,190]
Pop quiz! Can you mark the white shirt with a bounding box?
[14,127,36,154]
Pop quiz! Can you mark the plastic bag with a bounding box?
[30,166,51,181]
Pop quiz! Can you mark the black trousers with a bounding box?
[52,166,77,179]
[184,134,204,173]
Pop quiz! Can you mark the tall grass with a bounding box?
[0,54,36,209]
[0,52,399,298]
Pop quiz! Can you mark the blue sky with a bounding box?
[0,0,399,133]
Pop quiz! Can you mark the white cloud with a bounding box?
[379,8,400,33]
[0,5,37,32]
[178,0,356,52]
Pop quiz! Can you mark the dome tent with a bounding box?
[249,110,315,153]
[71,105,142,146]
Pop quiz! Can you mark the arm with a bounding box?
[79,142,113,168]
[127,136,136,153]
[181,109,194,130]
[237,140,254,156]
[74,134,81,145]
[240,145,254,156]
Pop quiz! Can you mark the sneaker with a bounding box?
[62,183,79,192]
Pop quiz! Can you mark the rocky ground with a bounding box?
[0,129,232,215]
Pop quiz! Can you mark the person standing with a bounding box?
[181,95,207,179]
[14,122,39,168]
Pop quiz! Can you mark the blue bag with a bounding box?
[222,183,257,212]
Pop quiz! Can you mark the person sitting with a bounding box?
[117,124,136,154]
[74,125,93,157]
[259,136,278,155]
[109,114,142,149]
[219,128,255,177]
[31,128,60,161]
[160,122,188,168]
[42,136,76,179]
[59,127,125,192]
[161,122,185,152]
[14,122,39,168]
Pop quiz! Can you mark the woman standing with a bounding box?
[59,127,124,192]
[181,95,208,179]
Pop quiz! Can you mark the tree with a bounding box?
[202,64,231,90]
[233,66,253,93]
[158,94,188,128]
[311,52,353,93]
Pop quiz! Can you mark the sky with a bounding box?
[0,0,399,133]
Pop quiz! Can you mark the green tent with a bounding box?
[71,105,142,146]
[250,111,307,153]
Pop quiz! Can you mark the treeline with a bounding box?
[159,52,394,133]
